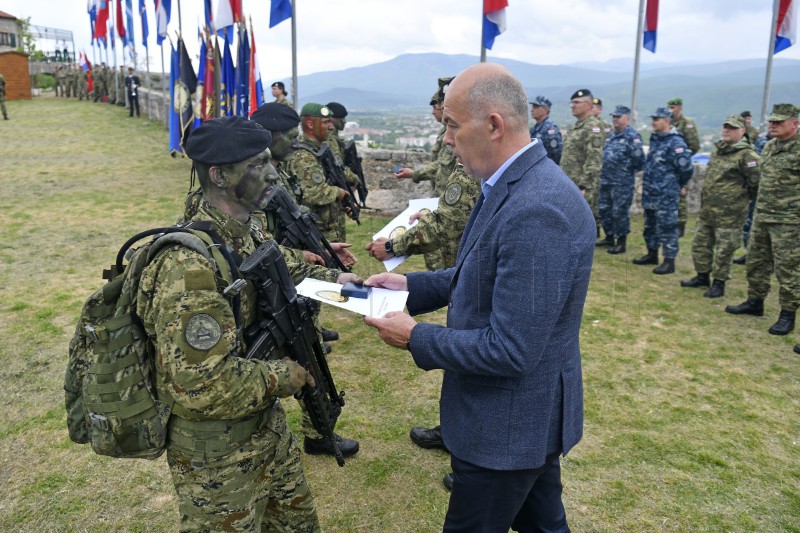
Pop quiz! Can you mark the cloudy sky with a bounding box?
[6,0,800,78]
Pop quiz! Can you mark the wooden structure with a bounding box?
[0,50,31,100]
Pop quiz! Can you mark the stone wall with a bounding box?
[358,146,707,216]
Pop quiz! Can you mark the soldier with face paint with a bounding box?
[137,116,321,532]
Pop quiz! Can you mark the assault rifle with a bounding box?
[240,241,347,466]
[344,140,368,208]
[265,185,350,272]
[316,144,361,225]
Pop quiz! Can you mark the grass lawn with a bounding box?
[0,96,798,532]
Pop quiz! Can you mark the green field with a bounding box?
[0,96,798,532]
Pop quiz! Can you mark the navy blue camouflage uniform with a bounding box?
[642,127,694,259]
[530,116,563,164]
[600,125,645,238]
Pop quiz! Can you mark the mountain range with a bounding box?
[286,53,800,130]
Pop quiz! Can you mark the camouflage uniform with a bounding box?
[599,125,645,238]
[0,73,7,120]
[325,131,360,188]
[642,127,694,259]
[560,115,605,224]
[137,202,319,532]
[691,138,760,281]
[529,116,563,164]
[744,132,800,311]
[391,167,481,270]
[55,66,64,97]
[78,69,88,101]
[286,135,348,242]
[672,114,700,232]
[598,116,612,137]
[746,125,760,146]
[275,95,294,109]
[412,126,457,196]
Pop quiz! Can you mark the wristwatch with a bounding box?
[384,239,394,255]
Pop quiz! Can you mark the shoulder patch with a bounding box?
[311,170,325,185]
[184,269,217,292]
[686,124,694,128]
[633,138,642,144]
[184,313,222,352]
[591,136,603,148]
[674,147,685,153]
[591,127,601,133]
[444,182,462,205]
[547,129,555,134]
[746,160,758,167]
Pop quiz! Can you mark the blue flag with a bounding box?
[139,0,148,48]
[169,43,181,154]
[169,38,198,154]
[235,26,250,117]
[270,0,292,28]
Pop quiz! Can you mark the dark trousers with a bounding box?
[129,93,140,117]
[443,453,570,533]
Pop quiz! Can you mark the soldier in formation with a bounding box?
[667,97,700,237]
[561,88,605,237]
[324,101,361,189]
[141,116,321,531]
[726,103,800,336]
[54,65,64,97]
[528,95,562,164]
[632,107,694,275]
[681,115,759,298]
[597,105,645,254]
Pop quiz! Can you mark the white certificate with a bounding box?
[295,278,409,318]
[373,197,440,271]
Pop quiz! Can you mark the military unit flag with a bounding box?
[154,0,170,46]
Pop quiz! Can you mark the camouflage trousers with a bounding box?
[585,184,600,228]
[690,223,740,281]
[643,206,679,259]
[0,95,6,119]
[741,199,756,247]
[316,209,346,244]
[598,182,634,238]
[746,221,800,312]
[678,194,688,229]
[167,405,320,532]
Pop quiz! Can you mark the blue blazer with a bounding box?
[407,141,595,471]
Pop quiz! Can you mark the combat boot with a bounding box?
[704,280,725,298]
[725,298,764,316]
[653,258,675,275]
[732,254,747,265]
[304,433,360,457]
[607,235,626,254]
[678,224,686,238]
[633,249,659,265]
[321,327,339,342]
[767,310,795,336]
[596,233,614,247]
[681,272,710,288]
[794,344,800,355]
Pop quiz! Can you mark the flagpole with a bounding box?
[480,2,486,63]
[177,0,183,38]
[631,0,646,127]
[759,0,781,133]
[145,51,151,120]
[291,0,298,108]
[161,43,167,128]
[111,0,119,102]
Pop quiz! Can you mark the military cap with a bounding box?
[723,115,745,129]
[186,116,271,165]
[611,105,631,117]
[438,76,455,93]
[667,97,683,106]
[571,89,593,100]
[650,107,673,119]
[271,81,284,89]
[768,103,800,122]
[300,103,332,118]
[430,90,442,106]
[326,102,348,118]
[740,110,752,118]
[530,95,552,108]
[251,102,300,132]
[592,97,603,107]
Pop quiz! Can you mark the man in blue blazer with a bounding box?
[364,63,595,532]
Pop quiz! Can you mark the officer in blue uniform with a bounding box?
[599,105,646,254]
[529,95,563,164]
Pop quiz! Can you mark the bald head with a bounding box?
[442,63,532,179]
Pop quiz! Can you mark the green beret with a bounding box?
[251,103,300,132]
[300,103,332,118]
[768,103,800,122]
[186,116,271,165]
[667,97,683,105]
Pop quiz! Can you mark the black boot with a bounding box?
[768,310,796,335]
[732,254,747,265]
[678,223,686,238]
[443,472,453,491]
[321,327,339,342]
[409,425,447,450]
[681,272,710,288]
[596,233,614,247]
[704,280,725,298]
[323,342,332,354]
[725,298,764,316]
[607,235,627,254]
[304,433,360,457]
[633,249,659,265]
[653,258,675,275]
[794,344,800,355]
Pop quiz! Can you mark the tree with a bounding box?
[15,17,41,59]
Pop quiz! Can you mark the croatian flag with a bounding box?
[483,0,508,50]
[643,0,658,53]
[94,0,109,42]
[155,0,171,46]
[216,0,243,42]
[79,50,92,71]
[248,27,264,116]
[775,0,797,54]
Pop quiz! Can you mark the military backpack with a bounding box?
[64,225,239,459]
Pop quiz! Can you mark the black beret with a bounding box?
[326,102,348,118]
[251,102,300,132]
[186,116,272,165]
[571,88,592,100]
